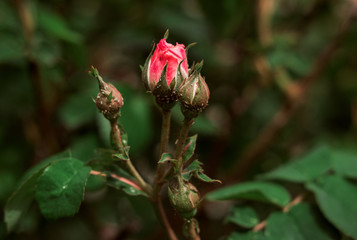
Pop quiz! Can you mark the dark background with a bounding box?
[1,0,357,239]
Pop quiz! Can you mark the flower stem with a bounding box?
[110,120,151,195]
[160,109,171,154]
[153,109,171,191]
[151,109,178,240]
[175,117,194,171]
[155,198,178,240]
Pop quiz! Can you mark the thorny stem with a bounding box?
[110,120,152,195]
[151,109,178,240]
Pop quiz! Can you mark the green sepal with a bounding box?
[170,60,185,92]
[163,29,169,39]
[141,43,156,91]
[153,62,178,110]
[185,42,197,55]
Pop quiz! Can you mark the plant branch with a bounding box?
[155,198,178,240]
[151,109,178,240]
[227,12,353,181]
[160,109,171,154]
[175,117,194,171]
[110,120,151,194]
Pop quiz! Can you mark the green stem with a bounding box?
[151,109,178,240]
[155,198,178,240]
[160,109,171,154]
[153,109,171,191]
[175,117,194,172]
[110,120,151,194]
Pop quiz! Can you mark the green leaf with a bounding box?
[226,231,266,240]
[182,135,197,162]
[306,176,357,239]
[20,150,72,184]
[35,158,91,219]
[113,152,129,162]
[106,173,147,197]
[194,171,221,183]
[4,170,42,232]
[205,181,291,207]
[158,153,175,164]
[182,160,220,183]
[225,206,259,228]
[259,145,331,182]
[182,160,201,181]
[4,152,73,231]
[265,203,334,240]
[331,149,357,178]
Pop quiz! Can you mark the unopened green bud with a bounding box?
[168,181,200,219]
[179,62,209,118]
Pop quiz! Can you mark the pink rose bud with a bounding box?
[143,39,188,92]
[142,32,190,110]
[179,62,210,119]
[90,66,124,121]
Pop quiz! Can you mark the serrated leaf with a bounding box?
[259,145,331,182]
[205,181,291,207]
[182,135,197,162]
[306,176,357,239]
[225,206,259,228]
[35,158,91,219]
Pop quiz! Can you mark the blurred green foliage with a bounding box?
[1,0,357,239]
